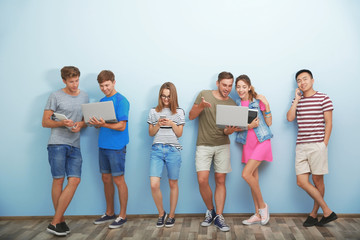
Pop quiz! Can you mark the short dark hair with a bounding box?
[295,69,313,80]
[217,71,233,82]
[97,70,115,84]
[61,66,80,80]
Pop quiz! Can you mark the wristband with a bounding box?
[265,111,271,115]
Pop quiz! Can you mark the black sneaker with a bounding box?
[317,212,338,226]
[165,217,175,228]
[156,211,167,227]
[60,222,70,233]
[47,223,67,236]
[303,216,318,227]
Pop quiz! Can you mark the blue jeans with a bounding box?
[99,147,126,176]
[47,144,82,178]
[150,144,182,180]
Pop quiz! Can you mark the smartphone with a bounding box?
[160,115,166,119]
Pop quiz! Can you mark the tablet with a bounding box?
[248,109,258,123]
[53,113,68,121]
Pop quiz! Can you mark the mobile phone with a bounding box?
[160,115,166,119]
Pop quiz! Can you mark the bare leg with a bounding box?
[242,160,266,210]
[113,175,128,218]
[51,177,80,225]
[150,177,165,216]
[168,179,179,218]
[214,173,227,215]
[197,171,214,210]
[102,173,115,216]
[51,178,65,222]
[310,175,325,217]
[297,173,332,217]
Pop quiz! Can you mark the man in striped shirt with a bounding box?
[287,69,337,227]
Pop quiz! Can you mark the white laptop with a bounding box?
[82,101,118,124]
[216,105,258,129]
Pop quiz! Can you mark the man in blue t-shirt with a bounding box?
[88,70,130,229]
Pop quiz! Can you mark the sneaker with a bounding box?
[214,214,230,232]
[259,203,270,225]
[303,216,318,227]
[316,212,338,227]
[60,221,70,234]
[156,211,167,228]
[94,214,116,225]
[201,209,216,227]
[46,223,67,236]
[242,214,261,225]
[165,217,175,227]
[109,217,127,229]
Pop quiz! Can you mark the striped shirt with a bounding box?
[147,107,185,148]
[295,92,333,144]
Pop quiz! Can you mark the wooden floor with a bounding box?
[1,215,359,240]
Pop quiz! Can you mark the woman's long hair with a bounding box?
[235,74,257,101]
[155,82,179,114]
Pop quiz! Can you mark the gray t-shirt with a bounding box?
[44,89,89,148]
[147,107,185,148]
[194,90,236,146]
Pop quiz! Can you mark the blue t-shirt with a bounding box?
[98,92,129,150]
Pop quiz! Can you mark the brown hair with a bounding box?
[155,82,179,114]
[97,70,115,84]
[61,66,80,80]
[235,74,257,101]
[217,71,233,82]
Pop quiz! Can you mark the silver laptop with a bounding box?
[216,105,249,129]
[82,101,118,123]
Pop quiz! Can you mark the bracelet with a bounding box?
[265,115,272,118]
[265,111,271,115]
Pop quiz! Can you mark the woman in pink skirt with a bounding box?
[234,75,273,225]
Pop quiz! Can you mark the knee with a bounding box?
[102,174,113,184]
[150,181,160,191]
[53,178,65,186]
[297,179,305,188]
[242,172,251,182]
[312,176,324,187]
[198,177,208,187]
[169,180,178,189]
[68,177,81,187]
[113,175,126,188]
[215,176,226,186]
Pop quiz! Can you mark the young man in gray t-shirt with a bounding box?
[42,66,89,236]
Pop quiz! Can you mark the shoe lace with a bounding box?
[157,216,164,224]
[216,215,228,227]
[204,210,213,222]
[115,217,123,223]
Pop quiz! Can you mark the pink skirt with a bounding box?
[242,129,273,164]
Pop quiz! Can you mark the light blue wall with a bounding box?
[0,0,359,217]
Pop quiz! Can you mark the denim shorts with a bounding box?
[99,147,126,176]
[150,144,182,180]
[47,144,83,179]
